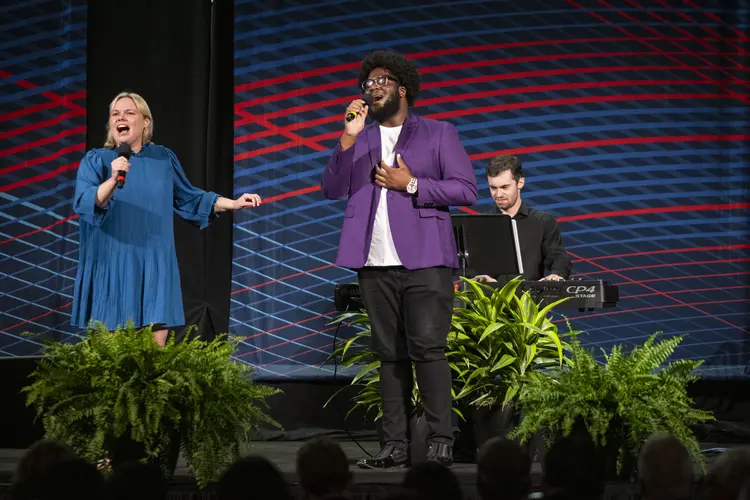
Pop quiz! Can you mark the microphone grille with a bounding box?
[116,142,132,159]
[361,93,374,106]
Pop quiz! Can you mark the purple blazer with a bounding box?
[322,113,478,270]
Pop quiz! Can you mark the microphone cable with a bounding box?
[329,305,374,458]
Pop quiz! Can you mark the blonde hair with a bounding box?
[104,91,154,148]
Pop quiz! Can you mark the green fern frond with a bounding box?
[510,333,713,477]
[22,322,281,488]
[630,334,682,374]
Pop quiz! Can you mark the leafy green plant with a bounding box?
[325,278,576,422]
[23,322,281,488]
[509,333,714,478]
[324,310,424,420]
[448,277,577,409]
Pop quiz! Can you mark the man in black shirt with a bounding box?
[475,155,571,283]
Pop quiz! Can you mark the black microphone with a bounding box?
[345,93,373,122]
[115,142,132,189]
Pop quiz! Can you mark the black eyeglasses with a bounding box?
[361,75,400,92]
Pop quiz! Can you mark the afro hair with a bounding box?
[358,50,420,107]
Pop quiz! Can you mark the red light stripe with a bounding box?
[240,311,336,341]
[0,302,72,333]
[0,214,78,246]
[0,109,86,141]
[232,263,334,295]
[558,202,750,223]
[681,0,749,42]
[0,126,86,158]
[558,298,749,322]
[571,243,750,262]
[614,271,750,287]
[234,36,745,94]
[623,285,750,300]
[0,142,85,176]
[0,162,78,193]
[572,258,750,276]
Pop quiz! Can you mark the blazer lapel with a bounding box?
[366,122,381,167]
[393,113,418,166]
[363,122,382,230]
[353,122,381,168]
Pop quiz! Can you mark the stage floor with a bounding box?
[0,440,740,500]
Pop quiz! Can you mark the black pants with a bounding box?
[357,266,455,449]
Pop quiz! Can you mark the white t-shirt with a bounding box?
[365,125,403,267]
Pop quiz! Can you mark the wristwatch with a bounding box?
[406,177,418,195]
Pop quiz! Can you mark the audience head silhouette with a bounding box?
[37,456,103,500]
[476,437,531,500]
[12,431,745,500]
[10,439,78,500]
[402,461,462,500]
[218,455,291,500]
[704,447,750,500]
[107,461,168,500]
[638,432,694,500]
[296,437,352,500]
[543,434,605,500]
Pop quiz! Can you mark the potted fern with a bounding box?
[509,333,714,480]
[448,277,577,449]
[23,322,281,488]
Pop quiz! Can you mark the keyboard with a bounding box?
[333,279,618,312]
[482,279,619,311]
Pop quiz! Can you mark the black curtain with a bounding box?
[86,0,234,339]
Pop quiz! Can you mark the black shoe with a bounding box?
[357,445,408,469]
[426,442,453,466]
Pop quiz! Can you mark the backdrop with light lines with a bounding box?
[1,1,748,380]
[0,1,86,356]
[231,0,750,379]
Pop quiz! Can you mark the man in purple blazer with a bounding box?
[322,50,478,468]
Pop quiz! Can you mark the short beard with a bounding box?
[495,193,519,211]
[368,92,401,123]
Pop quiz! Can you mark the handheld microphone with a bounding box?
[115,142,132,189]
[345,94,373,122]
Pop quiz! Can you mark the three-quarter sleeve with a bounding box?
[73,149,113,226]
[168,148,219,230]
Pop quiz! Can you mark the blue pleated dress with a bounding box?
[71,143,219,330]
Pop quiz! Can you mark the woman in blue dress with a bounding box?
[72,91,260,346]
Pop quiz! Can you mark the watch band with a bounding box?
[407,177,418,194]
